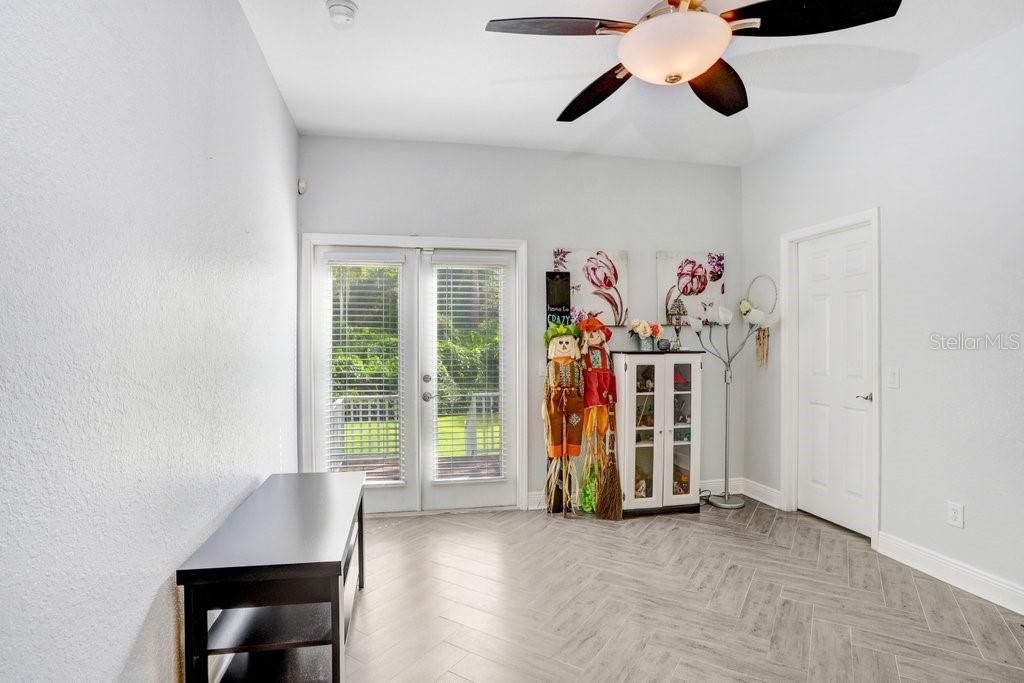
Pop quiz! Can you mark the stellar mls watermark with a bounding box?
[929,332,1022,351]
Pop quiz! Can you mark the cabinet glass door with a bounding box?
[665,360,699,504]
[630,362,659,507]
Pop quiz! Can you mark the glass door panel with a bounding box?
[671,445,692,496]
[673,362,692,428]
[673,363,692,392]
[673,427,692,443]
[628,361,660,506]
[420,250,519,511]
[673,393,692,427]
[634,447,655,500]
[314,247,420,513]
[665,359,700,505]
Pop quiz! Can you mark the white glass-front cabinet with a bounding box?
[614,352,703,514]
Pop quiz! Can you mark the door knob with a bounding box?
[856,393,874,402]
[422,392,436,402]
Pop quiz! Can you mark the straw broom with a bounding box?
[595,403,622,520]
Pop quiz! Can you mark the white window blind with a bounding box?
[431,265,506,481]
[326,263,405,482]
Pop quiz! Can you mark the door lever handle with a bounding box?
[856,393,874,402]
[422,392,437,402]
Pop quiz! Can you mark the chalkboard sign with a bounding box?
[546,272,572,326]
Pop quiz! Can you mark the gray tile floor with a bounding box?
[347,498,1024,682]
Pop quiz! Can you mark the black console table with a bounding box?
[177,472,365,682]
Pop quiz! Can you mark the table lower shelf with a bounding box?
[220,646,331,683]
[208,604,332,655]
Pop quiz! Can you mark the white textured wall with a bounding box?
[0,2,298,680]
[740,26,1024,584]
[298,137,744,494]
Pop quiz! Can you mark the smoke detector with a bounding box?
[326,0,358,29]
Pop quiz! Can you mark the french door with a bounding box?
[311,245,520,513]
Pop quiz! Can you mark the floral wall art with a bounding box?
[553,248,629,326]
[656,251,727,324]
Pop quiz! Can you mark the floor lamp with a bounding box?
[687,306,773,509]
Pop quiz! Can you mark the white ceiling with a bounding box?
[238,0,1024,166]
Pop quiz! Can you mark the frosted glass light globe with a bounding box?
[617,11,732,85]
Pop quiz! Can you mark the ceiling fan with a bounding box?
[485,0,903,121]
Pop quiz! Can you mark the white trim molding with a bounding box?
[876,532,1024,615]
[528,480,783,512]
[701,478,781,509]
[778,208,882,543]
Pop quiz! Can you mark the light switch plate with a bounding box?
[886,367,900,389]
[947,502,964,528]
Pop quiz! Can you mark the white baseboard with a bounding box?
[876,532,1024,614]
[528,480,782,512]
[701,478,782,509]
[736,479,781,508]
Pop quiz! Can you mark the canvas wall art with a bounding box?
[552,248,629,326]
[656,251,727,324]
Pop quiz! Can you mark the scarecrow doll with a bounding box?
[578,317,621,520]
[543,323,584,515]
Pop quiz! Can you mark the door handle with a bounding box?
[856,393,874,402]
[422,392,437,402]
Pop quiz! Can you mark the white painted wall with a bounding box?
[0,2,297,680]
[741,26,1024,586]
[299,137,744,494]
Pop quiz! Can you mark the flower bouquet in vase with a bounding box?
[629,319,662,352]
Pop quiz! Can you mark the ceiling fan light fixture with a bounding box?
[617,11,732,85]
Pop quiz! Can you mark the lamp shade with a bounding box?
[617,11,732,85]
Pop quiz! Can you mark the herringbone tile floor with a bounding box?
[346,498,1024,682]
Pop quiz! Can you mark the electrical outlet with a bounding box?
[886,367,901,389]
[947,502,964,528]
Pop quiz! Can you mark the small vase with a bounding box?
[638,336,655,352]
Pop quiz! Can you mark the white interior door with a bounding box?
[797,226,878,536]
[311,245,519,513]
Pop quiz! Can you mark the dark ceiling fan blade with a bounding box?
[485,17,634,36]
[689,59,748,117]
[557,65,632,122]
[722,0,902,37]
